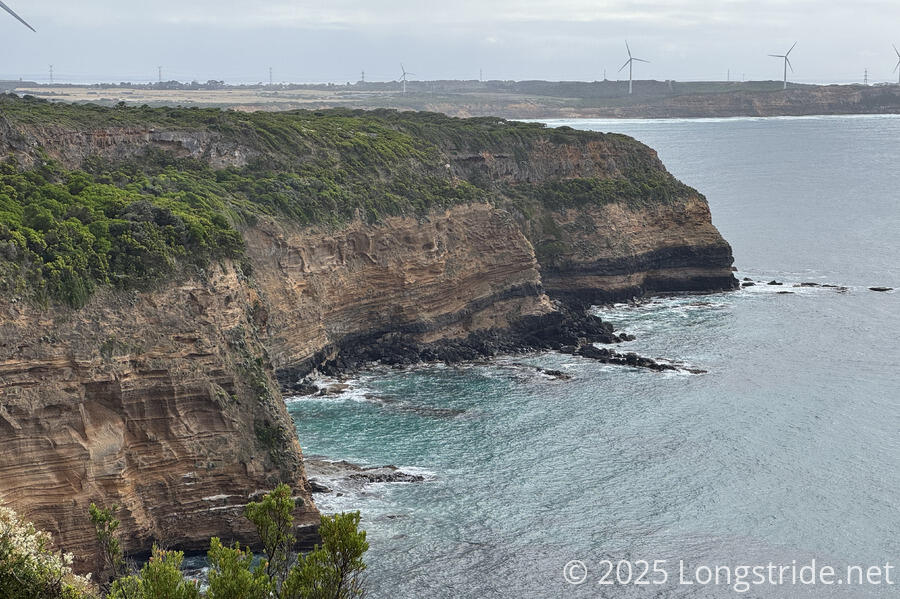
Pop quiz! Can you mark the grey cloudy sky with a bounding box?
[2,0,898,84]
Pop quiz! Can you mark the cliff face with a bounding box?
[0,103,735,570]
[244,204,552,376]
[525,197,735,303]
[440,133,736,303]
[0,263,319,571]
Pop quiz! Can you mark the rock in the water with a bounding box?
[290,378,319,396]
[308,479,332,493]
[767,280,783,286]
[542,369,572,380]
[869,287,893,292]
[348,467,426,484]
[572,344,680,372]
[324,383,350,395]
[304,458,429,487]
[742,281,756,287]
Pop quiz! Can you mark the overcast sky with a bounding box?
[2,0,899,85]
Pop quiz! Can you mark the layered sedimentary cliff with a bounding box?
[0,99,735,571]
[0,265,319,572]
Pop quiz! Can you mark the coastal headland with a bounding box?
[0,95,735,570]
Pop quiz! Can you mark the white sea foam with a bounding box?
[284,375,377,404]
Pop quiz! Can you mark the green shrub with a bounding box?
[244,483,297,589]
[89,503,124,589]
[0,504,97,599]
[107,546,200,599]
[206,538,272,599]
[0,160,243,307]
[282,512,369,599]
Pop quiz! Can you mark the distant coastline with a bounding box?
[5,79,900,119]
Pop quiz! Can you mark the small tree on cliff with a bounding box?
[244,483,297,589]
[107,545,200,599]
[244,485,369,599]
[89,503,125,589]
[282,512,369,599]
[205,537,272,599]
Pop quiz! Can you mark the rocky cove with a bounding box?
[0,97,736,572]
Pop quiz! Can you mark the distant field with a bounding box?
[6,79,900,119]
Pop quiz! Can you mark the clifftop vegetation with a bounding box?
[0,95,693,306]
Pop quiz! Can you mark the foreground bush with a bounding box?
[0,504,97,599]
[107,546,200,599]
[241,484,369,599]
[2,485,369,598]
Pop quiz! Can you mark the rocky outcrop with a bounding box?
[0,123,259,170]
[437,135,737,303]
[0,106,736,571]
[529,198,736,304]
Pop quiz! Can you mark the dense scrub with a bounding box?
[0,95,694,306]
[0,160,242,306]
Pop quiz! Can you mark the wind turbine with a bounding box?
[769,42,797,90]
[399,63,415,94]
[618,41,648,95]
[0,1,35,32]
[893,44,900,85]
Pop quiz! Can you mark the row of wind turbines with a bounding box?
[620,40,900,93]
[395,39,900,96]
[5,2,900,91]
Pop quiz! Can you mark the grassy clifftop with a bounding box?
[0,95,693,307]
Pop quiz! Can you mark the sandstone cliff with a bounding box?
[0,99,735,570]
[0,264,319,572]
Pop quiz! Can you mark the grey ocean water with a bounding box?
[287,116,900,598]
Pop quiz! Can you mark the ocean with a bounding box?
[287,115,900,598]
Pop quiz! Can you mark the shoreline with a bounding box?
[277,296,725,396]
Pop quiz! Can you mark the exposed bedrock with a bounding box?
[0,266,319,572]
[533,199,738,305]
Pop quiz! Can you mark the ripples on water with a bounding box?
[287,116,900,598]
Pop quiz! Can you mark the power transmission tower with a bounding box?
[361,70,365,83]
[864,68,868,85]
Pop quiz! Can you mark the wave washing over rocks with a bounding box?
[304,457,437,514]
[280,306,710,399]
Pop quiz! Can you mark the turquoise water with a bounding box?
[287,116,900,598]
